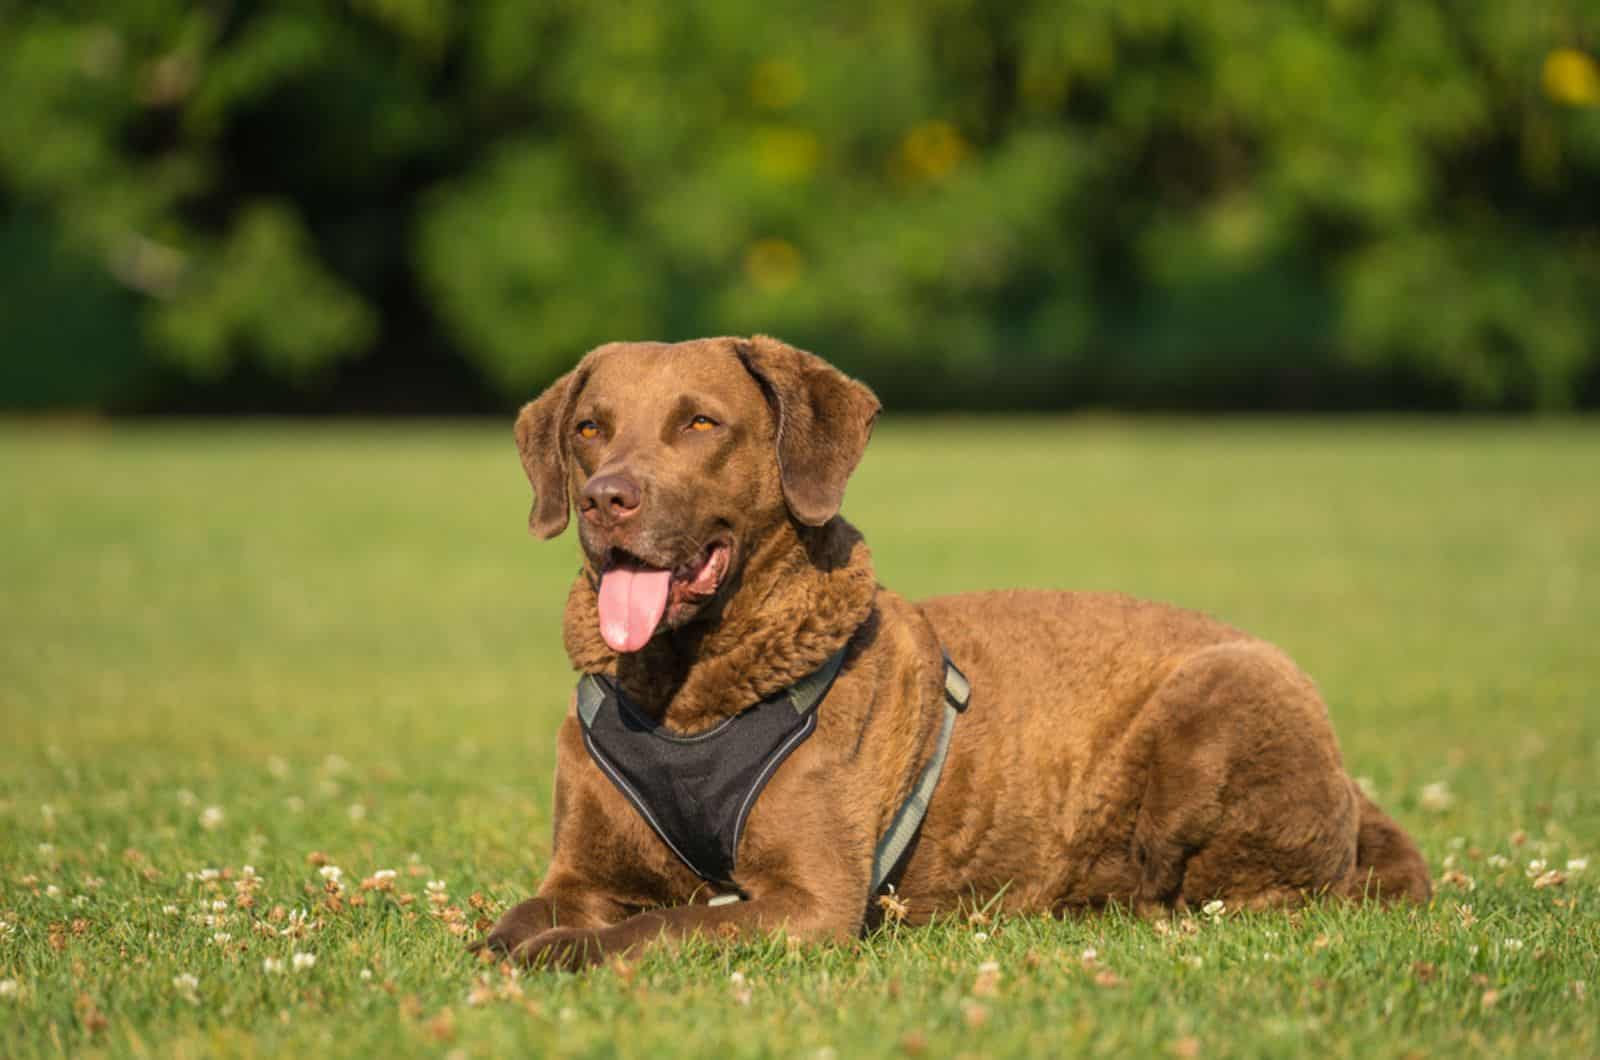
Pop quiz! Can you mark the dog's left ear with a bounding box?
[514,366,586,539]
[737,334,882,526]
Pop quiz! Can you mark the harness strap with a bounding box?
[869,654,970,893]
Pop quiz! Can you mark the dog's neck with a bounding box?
[563,518,878,734]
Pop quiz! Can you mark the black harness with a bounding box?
[576,649,971,895]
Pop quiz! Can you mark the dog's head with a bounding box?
[514,335,880,653]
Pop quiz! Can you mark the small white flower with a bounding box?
[729,970,747,985]
[211,899,228,913]
[1419,781,1454,812]
[263,957,285,974]
[1202,899,1226,917]
[81,875,105,890]
[173,972,199,993]
[212,932,232,945]
[372,869,397,882]
[359,969,373,981]
[1487,854,1510,870]
[197,868,221,882]
[0,919,13,942]
[241,865,259,879]
[199,806,225,831]
[163,905,180,916]
[425,879,447,893]
[1526,859,1548,878]
[45,885,61,899]
[0,979,17,999]
[1503,938,1524,952]
[973,932,989,942]
[318,866,343,882]
[71,895,90,908]
[1567,857,1588,874]
[978,960,1001,974]
[1080,947,1098,963]
[291,951,316,972]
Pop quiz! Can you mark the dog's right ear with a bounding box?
[514,367,585,539]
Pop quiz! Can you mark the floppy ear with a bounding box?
[738,334,882,526]
[513,366,586,539]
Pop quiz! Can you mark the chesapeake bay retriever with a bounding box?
[480,335,1430,970]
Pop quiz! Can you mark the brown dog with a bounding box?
[481,335,1430,970]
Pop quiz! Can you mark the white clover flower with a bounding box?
[372,869,397,882]
[318,866,343,882]
[425,879,447,893]
[1419,782,1454,812]
[211,899,228,913]
[199,806,224,831]
[978,960,1001,974]
[1487,854,1510,870]
[1526,859,1548,878]
[197,868,221,882]
[163,905,180,916]
[729,970,747,986]
[1567,857,1588,874]
[262,957,285,974]
[0,919,14,942]
[173,973,199,994]
[1503,938,1524,952]
[0,979,17,999]
[212,932,232,945]
[71,895,90,908]
[1202,899,1226,917]
[359,969,373,981]
[241,865,259,879]
[973,932,989,942]
[291,951,316,972]
[1081,947,1098,963]
[45,885,61,899]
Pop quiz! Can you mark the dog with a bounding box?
[479,335,1430,970]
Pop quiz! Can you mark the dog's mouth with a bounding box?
[596,538,733,653]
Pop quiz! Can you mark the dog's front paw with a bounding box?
[469,897,556,957]
[512,927,608,972]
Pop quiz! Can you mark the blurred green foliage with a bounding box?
[2,0,1597,410]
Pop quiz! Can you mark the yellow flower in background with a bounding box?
[1543,48,1599,107]
[897,120,969,183]
[744,238,803,292]
[753,127,821,183]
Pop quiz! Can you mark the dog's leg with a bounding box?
[471,874,629,957]
[509,885,861,971]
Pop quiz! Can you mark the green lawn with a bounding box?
[2,419,1597,1058]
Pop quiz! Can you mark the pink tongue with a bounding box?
[597,567,672,653]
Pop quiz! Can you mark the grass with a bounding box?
[1,417,1597,1058]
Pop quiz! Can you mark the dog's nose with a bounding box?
[581,472,642,524]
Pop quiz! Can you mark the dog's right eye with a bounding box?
[575,420,600,440]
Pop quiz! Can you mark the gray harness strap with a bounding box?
[870,655,970,893]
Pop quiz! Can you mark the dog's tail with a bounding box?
[1339,783,1432,902]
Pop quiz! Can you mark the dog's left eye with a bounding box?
[687,415,718,432]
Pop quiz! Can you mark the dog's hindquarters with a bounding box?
[1338,786,1432,902]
